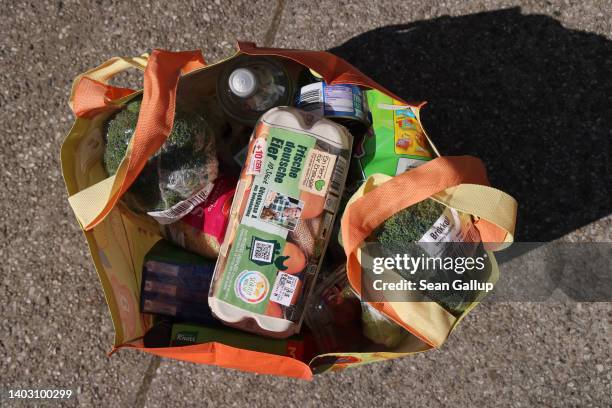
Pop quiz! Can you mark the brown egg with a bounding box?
[264,300,283,318]
[280,242,307,274]
[299,190,325,219]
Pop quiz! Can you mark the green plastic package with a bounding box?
[356,90,434,178]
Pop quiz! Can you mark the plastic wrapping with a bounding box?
[161,175,236,258]
[304,265,364,354]
[372,200,492,315]
[360,303,405,348]
[103,98,219,223]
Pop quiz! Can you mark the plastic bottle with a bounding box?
[217,55,294,126]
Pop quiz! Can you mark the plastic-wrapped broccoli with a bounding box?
[103,98,219,223]
[373,200,490,315]
[361,303,405,348]
[375,199,445,251]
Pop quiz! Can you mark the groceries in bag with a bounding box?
[356,90,433,178]
[296,81,370,136]
[64,47,517,379]
[217,55,297,126]
[161,175,236,258]
[305,264,409,354]
[103,97,219,223]
[140,240,217,325]
[170,323,311,360]
[208,107,352,338]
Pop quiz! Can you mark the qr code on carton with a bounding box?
[251,239,275,263]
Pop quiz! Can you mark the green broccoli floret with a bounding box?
[426,290,471,315]
[128,163,163,211]
[373,199,490,316]
[103,99,140,175]
[126,99,141,113]
[167,111,207,148]
[103,97,218,214]
[374,199,445,250]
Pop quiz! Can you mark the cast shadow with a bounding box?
[331,7,611,242]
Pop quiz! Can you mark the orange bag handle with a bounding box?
[70,54,149,118]
[237,41,423,107]
[72,78,138,119]
[71,49,206,230]
[116,342,313,380]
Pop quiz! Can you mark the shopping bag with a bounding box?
[61,42,516,380]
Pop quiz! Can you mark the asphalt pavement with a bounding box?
[1,0,610,407]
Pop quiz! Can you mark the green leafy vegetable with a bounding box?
[373,199,484,315]
[374,199,445,250]
[103,97,218,213]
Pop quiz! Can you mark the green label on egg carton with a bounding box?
[217,126,341,319]
[217,224,289,314]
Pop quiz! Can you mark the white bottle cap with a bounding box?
[228,68,257,98]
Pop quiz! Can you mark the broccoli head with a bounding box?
[374,198,445,251]
[103,97,218,213]
[103,99,140,175]
[373,199,491,316]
